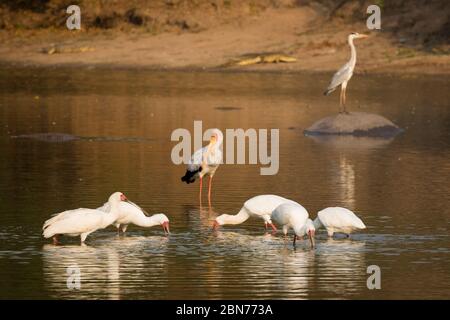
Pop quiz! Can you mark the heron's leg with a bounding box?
[343,86,347,113]
[208,175,213,207]
[342,82,348,114]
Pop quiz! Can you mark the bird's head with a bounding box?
[207,128,223,146]
[349,32,369,40]
[109,192,127,203]
[154,214,170,234]
[212,215,226,230]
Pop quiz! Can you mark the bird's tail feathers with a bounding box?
[355,218,366,229]
[181,167,202,184]
[42,226,55,238]
[42,214,60,230]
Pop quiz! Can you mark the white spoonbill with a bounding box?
[43,192,126,245]
[181,128,223,205]
[272,203,315,248]
[213,194,299,231]
[98,200,170,234]
[314,207,366,237]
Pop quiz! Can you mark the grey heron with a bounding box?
[324,32,369,113]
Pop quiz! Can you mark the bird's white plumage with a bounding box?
[98,201,169,233]
[181,129,224,204]
[98,200,142,225]
[42,192,124,243]
[324,33,368,113]
[215,194,299,227]
[43,209,110,237]
[325,33,362,93]
[327,62,353,93]
[272,203,316,248]
[187,146,206,172]
[315,207,366,236]
[187,129,223,178]
[272,203,309,236]
[243,194,299,217]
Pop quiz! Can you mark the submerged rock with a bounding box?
[10,133,151,143]
[11,133,80,142]
[304,112,403,138]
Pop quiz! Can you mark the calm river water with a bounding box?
[0,67,449,299]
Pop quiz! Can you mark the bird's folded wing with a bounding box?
[45,209,103,234]
[187,146,206,171]
[328,62,351,90]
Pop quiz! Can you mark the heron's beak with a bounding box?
[359,34,369,39]
[162,221,170,234]
[210,135,217,144]
[212,220,220,230]
[309,230,316,249]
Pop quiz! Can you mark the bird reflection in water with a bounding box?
[308,135,394,209]
[338,154,356,209]
[42,236,169,299]
[314,238,367,296]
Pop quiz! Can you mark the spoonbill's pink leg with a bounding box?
[52,235,59,245]
[269,223,277,232]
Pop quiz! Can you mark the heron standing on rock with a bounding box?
[324,32,369,113]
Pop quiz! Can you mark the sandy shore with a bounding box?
[1,7,449,75]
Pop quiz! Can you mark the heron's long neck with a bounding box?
[134,215,160,228]
[222,208,250,225]
[348,38,357,68]
[313,217,323,230]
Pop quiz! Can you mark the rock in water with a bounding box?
[10,133,80,142]
[10,133,151,143]
[304,112,403,138]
